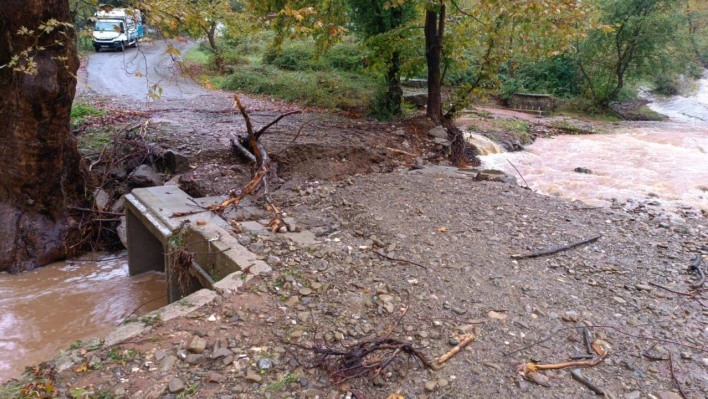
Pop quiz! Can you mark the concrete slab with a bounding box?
[104,288,218,347]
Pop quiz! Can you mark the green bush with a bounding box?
[221,65,376,111]
[323,42,365,72]
[653,73,681,96]
[263,42,316,71]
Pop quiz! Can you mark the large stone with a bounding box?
[404,92,428,108]
[475,169,518,185]
[164,150,191,174]
[427,126,448,139]
[128,164,163,187]
[158,355,177,372]
[168,378,186,394]
[117,216,128,249]
[94,189,111,210]
[574,167,592,174]
[187,335,208,353]
[185,354,207,364]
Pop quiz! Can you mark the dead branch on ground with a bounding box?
[209,95,299,233]
[511,235,602,259]
[690,254,705,289]
[669,352,689,399]
[570,368,606,396]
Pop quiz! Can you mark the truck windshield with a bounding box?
[95,21,121,32]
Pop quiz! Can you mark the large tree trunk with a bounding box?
[0,0,85,273]
[384,51,403,116]
[425,5,445,123]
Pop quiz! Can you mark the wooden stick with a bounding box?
[434,333,475,368]
[374,250,429,270]
[669,352,689,399]
[570,368,605,396]
[511,235,601,259]
[534,352,608,370]
[255,110,302,140]
[648,282,696,297]
[384,147,417,157]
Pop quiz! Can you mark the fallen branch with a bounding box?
[504,325,708,357]
[291,119,314,143]
[385,147,417,157]
[374,250,429,270]
[208,95,296,234]
[648,282,696,297]
[690,254,705,289]
[434,333,475,368]
[507,160,530,189]
[669,352,689,399]
[516,352,608,377]
[511,235,602,259]
[570,368,605,396]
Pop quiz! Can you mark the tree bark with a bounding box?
[0,0,85,273]
[384,50,403,116]
[425,4,445,123]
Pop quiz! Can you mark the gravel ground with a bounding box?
[8,168,707,399]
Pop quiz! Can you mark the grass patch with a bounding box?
[71,100,106,129]
[183,46,210,64]
[265,373,300,391]
[76,126,114,153]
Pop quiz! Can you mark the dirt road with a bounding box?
[85,39,207,102]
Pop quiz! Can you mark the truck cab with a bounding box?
[93,9,143,52]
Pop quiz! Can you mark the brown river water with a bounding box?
[478,72,708,212]
[0,253,165,382]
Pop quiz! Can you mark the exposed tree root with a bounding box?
[208,95,299,233]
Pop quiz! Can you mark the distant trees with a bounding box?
[574,0,687,107]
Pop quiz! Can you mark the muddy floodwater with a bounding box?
[482,123,708,210]
[0,253,166,383]
[480,73,708,212]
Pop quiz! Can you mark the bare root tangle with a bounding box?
[70,120,157,253]
[290,337,440,385]
[209,95,298,233]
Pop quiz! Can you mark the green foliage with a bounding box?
[263,39,365,72]
[653,73,681,96]
[221,64,375,111]
[265,373,300,391]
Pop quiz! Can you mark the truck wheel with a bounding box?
[94,46,100,52]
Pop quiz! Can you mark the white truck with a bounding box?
[92,9,143,52]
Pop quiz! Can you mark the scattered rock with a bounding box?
[257,358,274,370]
[424,380,437,392]
[168,378,186,394]
[488,311,507,320]
[574,167,592,174]
[164,150,191,174]
[245,371,263,383]
[158,355,177,372]
[427,126,448,139]
[187,335,207,353]
[128,164,163,187]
